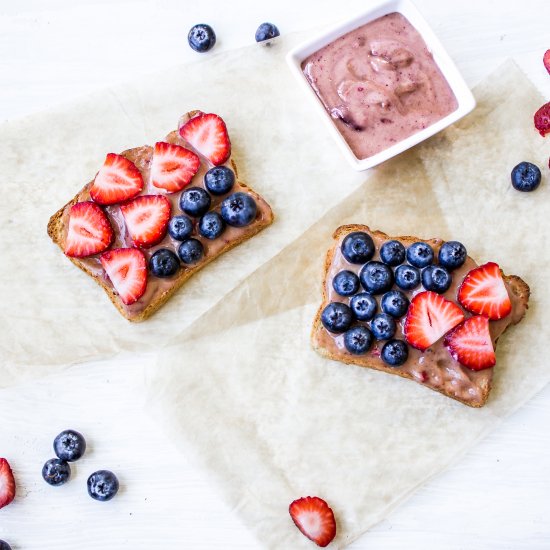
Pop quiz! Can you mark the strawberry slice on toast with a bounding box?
[120,195,171,248]
[289,496,336,547]
[100,248,147,305]
[151,142,200,193]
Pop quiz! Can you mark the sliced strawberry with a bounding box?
[64,201,113,258]
[458,262,511,320]
[0,458,16,509]
[404,291,464,351]
[289,496,336,548]
[90,153,144,205]
[151,142,200,193]
[544,49,550,75]
[444,315,496,370]
[120,194,171,248]
[100,248,147,305]
[534,101,550,137]
[179,112,231,165]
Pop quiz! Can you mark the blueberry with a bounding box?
[332,270,360,297]
[168,215,194,241]
[438,241,467,270]
[406,242,434,268]
[188,24,216,53]
[370,313,396,340]
[255,22,280,44]
[149,249,180,277]
[177,238,204,264]
[341,232,375,264]
[511,161,541,192]
[381,339,409,366]
[204,166,235,196]
[0,541,12,550]
[394,264,421,290]
[87,470,119,502]
[344,326,373,355]
[380,240,405,266]
[359,261,394,294]
[220,192,257,227]
[422,265,452,293]
[381,290,410,318]
[321,302,354,333]
[42,458,71,486]
[180,187,211,217]
[198,211,225,240]
[349,292,377,321]
[53,429,86,462]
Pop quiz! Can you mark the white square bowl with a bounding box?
[286,0,476,171]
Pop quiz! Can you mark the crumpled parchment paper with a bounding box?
[147,60,550,548]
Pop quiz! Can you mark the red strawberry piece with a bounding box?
[120,195,171,248]
[179,112,231,166]
[64,201,114,258]
[458,262,511,320]
[404,291,464,351]
[100,248,147,305]
[90,153,144,205]
[151,141,200,193]
[444,315,496,370]
[289,496,336,548]
[0,458,16,510]
[534,101,550,137]
[544,49,550,75]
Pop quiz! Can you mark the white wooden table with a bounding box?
[1,1,549,548]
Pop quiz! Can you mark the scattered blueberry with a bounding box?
[321,302,354,333]
[341,232,374,264]
[204,166,235,196]
[394,264,421,291]
[350,292,377,321]
[511,161,541,192]
[177,238,204,264]
[380,240,405,266]
[198,211,225,240]
[0,541,12,550]
[255,22,280,44]
[180,187,212,217]
[188,24,216,53]
[381,290,410,318]
[344,326,373,355]
[42,458,71,486]
[149,249,180,277]
[220,192,257,227]
[332,270,360,297]
[359,261,394,294]
[422,265,452,293]
[381,339,409,366]
[370,313,396,340]
[406,242,434,268]
[438,241,467,271]
[87,470,119,502]
[168,215,194,241]
[53,429,86,462]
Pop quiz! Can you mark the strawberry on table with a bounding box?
[64,201,113,258]
[120,195,171,248]
[289,496,336,547]
[151,142,200,193]
[90,153,144,205]
[544,49,550,76]
[0,458,16,510]
[100,248,147,305]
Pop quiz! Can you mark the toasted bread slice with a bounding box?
[48,111,274,322]
[311,225,530,407]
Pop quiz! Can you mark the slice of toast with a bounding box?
[48,111,274,322]
[311,225,530,407]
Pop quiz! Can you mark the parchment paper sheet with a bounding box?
[0,32,367,387]
[148,61,550,549]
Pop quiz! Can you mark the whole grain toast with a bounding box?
[311,225,530,407]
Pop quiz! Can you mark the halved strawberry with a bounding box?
[64,201,114,258]
[458,262,511,320]
[151,141,200,193]
[0,458,16,509]
[444,315,496,370]
[289,496,336,548]
[534,101,550,137]
[179,112,231,165]
[120,195,171,248]
[100,248,147,305]
[90,153,144,205]
[404,291,464,351]
[544,49,550,76]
